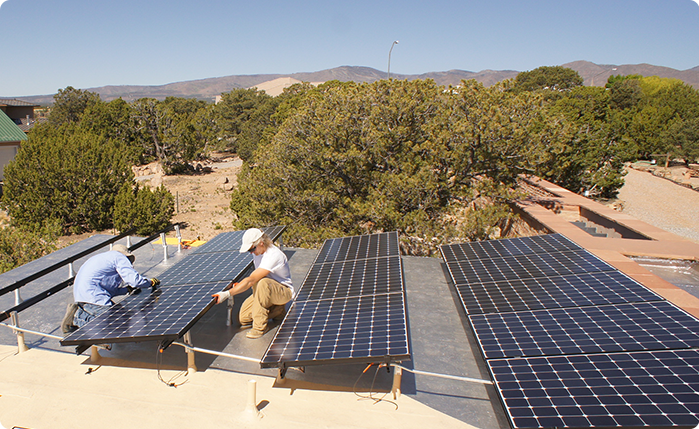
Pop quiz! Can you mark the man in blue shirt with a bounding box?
[62,244,159,333]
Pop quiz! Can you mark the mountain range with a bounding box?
[16,60,699,105]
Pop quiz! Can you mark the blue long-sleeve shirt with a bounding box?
[73,250,151,306]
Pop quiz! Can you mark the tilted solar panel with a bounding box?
[314,231,400,264]
[61,226,287,351]
[157,251,251,286]
[440,233,581,262]
[191,226,286,254]
[261,292,410,368]
[452,270,661,315]
[445,249,616,285]
[61,282,226,347]
[471,301,699,359]
[489,349,699,428]
[440,233,699,429]
[190,230,245,254]
[295,255,403,301]
[261,231,410,370]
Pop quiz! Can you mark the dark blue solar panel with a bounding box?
[261,231,409,369]
[440,234,581,262]
[190,230,245,254]
[61,282,226,346]
[261,292,409,368]
[453,270,661,315]
[314,231,400,264]
[471,301,699,359]
[294,255,403,301]
[157,251,250,286]
[445,249,616,285]
[489,350,699,429]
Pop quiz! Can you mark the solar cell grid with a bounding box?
[61,282,226,346]
[489,349,699,429]
[295,255,403,301]
[190,230,245,254]
[452,270,661,315]
[314,232,400,264]
[157,251,250,286]
[445,249,616,285]
[471,301,699,359]
[260,292,410,368]
[440,234,581,262]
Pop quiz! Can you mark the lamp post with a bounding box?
[387,40,399,80]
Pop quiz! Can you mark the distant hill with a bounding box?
[15,61,699,105]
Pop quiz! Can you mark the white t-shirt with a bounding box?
[253,245,293,292]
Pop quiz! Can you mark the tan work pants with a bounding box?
[239,277,292,331]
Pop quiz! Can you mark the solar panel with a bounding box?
[60,226,287,351]
[452,270,662,315]
[471,301,699,359]
[261,231,410,370]
[191,226,286,254]
[294,255,403,301]
[190,230,245,254]
[440,233,581,262]
[445,249,616,285]
[314,231,400,264]
[489,349,699,429]
[260,292,410,368]
[61,282,226,347]
[157,251,251,286]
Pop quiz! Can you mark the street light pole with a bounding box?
[388,40,399,80]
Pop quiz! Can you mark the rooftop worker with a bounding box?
[61,244,160,334]
[212,228,293,339]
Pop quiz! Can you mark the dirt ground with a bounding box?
[3,157,698,250]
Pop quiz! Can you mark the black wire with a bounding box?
[352,363,398,409]
[155,342,188,388]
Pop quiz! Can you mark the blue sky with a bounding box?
[1,0,698,96]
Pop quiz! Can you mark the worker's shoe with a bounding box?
[61,303,79,335]
[246,327,268,339]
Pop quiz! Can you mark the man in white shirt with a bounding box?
[213,228,293,339]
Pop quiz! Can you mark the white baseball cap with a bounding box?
[239,228,264,253]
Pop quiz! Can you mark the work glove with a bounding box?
[150,278,160,293]
[126,286,141,295]
[212,290,232,305]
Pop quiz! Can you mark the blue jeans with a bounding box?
[74,302,110,327]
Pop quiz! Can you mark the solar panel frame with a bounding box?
[452,270,662,315]
[489,349,699,429]
[61,282,226,347]
[471,301,699,359]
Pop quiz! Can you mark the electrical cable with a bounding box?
[352,363,398,409]
[155,341,188,388]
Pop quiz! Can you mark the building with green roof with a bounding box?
[0,109,27,181]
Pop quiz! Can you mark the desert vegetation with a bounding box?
[2,67,699,269]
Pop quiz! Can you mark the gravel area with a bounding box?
[617,167,699,244]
